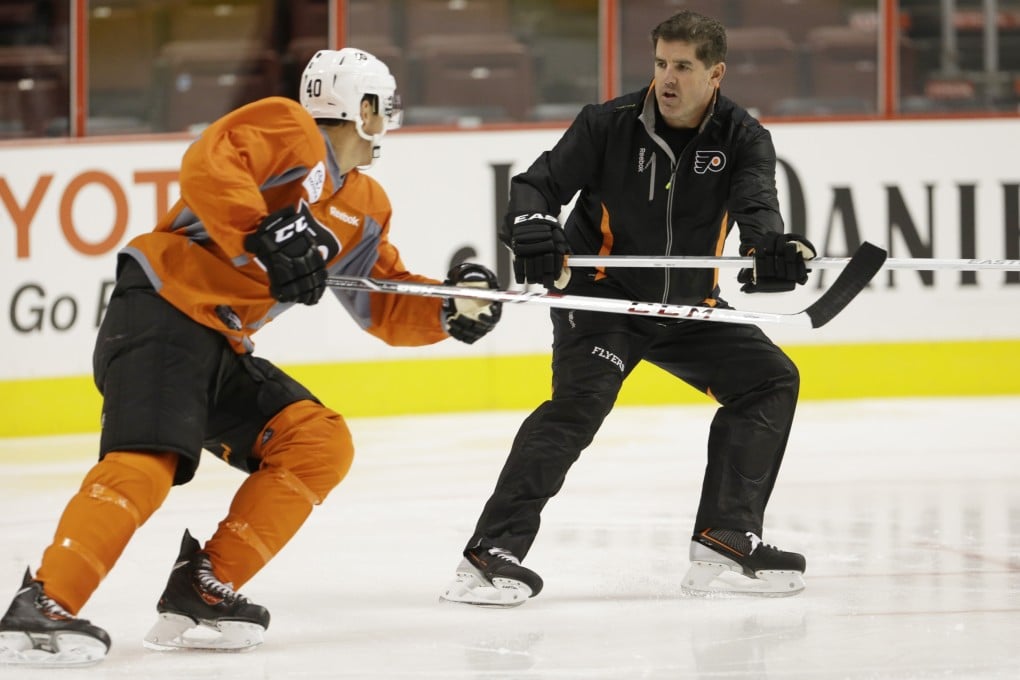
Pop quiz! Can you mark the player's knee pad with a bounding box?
[81,451,177,526]
[256,400,353,504]
[39,451,177,606]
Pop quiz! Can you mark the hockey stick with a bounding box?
[326,241,887,329]
[567,253,1020,271]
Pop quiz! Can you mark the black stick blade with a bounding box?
[805,242,887,328]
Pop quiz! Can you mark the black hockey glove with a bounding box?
[506,211,570,288]
[738,232,816,293]
[245,203,328,305]
[443,262,502,344]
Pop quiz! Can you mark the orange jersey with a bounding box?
[121,96,447,353]
[310,171,448,347]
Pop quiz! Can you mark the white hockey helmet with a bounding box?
[300,48,402,144]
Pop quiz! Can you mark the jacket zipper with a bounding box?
[662,162,678,303]
[661,129,708,303]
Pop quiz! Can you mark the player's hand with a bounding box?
[738,232,816,293]
[443,263,502,344]
[245,203,328,305]
[506,211,569,288]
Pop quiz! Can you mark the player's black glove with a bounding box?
[443,262,502,344]
[737,232,816,293]
[244,203,327,305]
[506,211,570,288]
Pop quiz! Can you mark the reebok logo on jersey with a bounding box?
[637,147,648,173]
[329,206,360,226]
[303,161,326,203]
[693,150,726,174]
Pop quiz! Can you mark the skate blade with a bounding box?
[143,612,265,652]
[439,562,532,608]
[0,630,108,667]
[682,561,806,597]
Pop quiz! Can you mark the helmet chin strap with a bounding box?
[354,117,384,170]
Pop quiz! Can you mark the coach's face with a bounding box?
[653,39,725,128]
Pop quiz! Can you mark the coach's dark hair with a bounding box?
[651,10,727,66]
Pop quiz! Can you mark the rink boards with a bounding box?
[1,119,1019,437]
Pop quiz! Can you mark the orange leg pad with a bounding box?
[206,401,353,589]
[36,451,177,614]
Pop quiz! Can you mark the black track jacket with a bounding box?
[501,86,785,306]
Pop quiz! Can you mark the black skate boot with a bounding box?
[143,529,269,651]
[0,568,110,667]
[683,528,806,596]
[440,545,543,607]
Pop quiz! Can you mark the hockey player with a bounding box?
[0,48,500,666]
[440,10,811,607]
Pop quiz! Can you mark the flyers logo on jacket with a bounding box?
[693,150,726,174]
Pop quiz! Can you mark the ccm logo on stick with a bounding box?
[626,302,714,319]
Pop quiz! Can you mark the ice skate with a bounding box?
[0,568,110,667]
[144,529,269,652]
[682,528,806,597]
[440,546,543,608]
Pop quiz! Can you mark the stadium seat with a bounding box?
[88,2,157,129]
[0,44,67,137]
[413,36,533,120]
[803,25,879,113]
[157,41,280,131]
[722,26,800,116]
[735,0,845,41]
[403,0,532,121]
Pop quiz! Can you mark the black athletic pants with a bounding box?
[466,304,799,559]
[93,257,319,485]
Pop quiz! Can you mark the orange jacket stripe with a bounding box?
[701,210,729,308]
[594,203,615,281]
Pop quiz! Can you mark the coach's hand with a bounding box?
[738,232,816,293]
[506,211,569,289]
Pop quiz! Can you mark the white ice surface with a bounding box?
[1,396,1018,679]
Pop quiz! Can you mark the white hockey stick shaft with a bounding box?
[567,254,1020,271]
[327,243,887,330]
[329,278,814,327]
